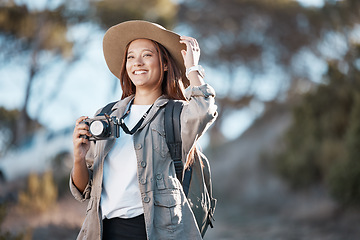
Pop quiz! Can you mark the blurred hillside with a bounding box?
[206,102,360,239]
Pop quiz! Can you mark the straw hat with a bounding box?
[103,20,187,85]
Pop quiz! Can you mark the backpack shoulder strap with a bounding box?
[164,100,184,183]
[97,101,117,116]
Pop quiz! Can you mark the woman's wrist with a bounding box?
[187,71,205,86]
[186,64,205,86]
[74,155,86,164]
[186,65,205,79]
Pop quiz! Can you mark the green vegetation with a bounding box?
[276,60,360,205]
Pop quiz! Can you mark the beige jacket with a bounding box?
[70,84,217,240]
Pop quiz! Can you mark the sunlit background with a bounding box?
[1,0,360,239]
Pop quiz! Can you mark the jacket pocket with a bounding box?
[151,124,168,158]
[153,190,182,230]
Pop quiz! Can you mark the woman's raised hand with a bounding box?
[180,36,201,69]
[180,36,204,86]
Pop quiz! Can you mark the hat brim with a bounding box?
[103,20,188,86]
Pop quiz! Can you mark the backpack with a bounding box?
[164,100,216,237]
[98,100,216,237]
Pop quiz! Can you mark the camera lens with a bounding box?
[90,120,108,137]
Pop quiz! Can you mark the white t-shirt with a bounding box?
[100,104,151,219]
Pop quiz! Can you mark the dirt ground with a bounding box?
[2,177,360,240]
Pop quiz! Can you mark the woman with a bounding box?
[70,20,217,240]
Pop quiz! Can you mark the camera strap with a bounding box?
[119,99,153,135]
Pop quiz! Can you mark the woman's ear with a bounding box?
[164,64,168,71]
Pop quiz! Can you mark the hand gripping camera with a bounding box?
[81,114,120,141]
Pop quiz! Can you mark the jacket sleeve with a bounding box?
[181,83,218,159]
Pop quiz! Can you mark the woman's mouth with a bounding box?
[133,70,148,75]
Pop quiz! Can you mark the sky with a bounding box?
[1,0,330,143]
[297,0,325,7]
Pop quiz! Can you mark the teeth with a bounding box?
[134,70,147,75]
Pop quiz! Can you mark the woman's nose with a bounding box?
[133,56,144,66]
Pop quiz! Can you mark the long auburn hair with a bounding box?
[119,39,187,101]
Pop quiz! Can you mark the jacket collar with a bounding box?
[110,94,170,130]
[110,95,134,118]
[140,95,169,129]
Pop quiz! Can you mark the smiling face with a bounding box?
[126,39,163,92]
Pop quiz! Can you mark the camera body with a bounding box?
[81,115,120,141]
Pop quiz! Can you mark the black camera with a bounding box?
[81,115,120,141]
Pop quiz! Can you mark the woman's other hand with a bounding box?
[73,116,91,162]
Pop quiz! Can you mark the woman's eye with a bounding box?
[127,55,134,59]
[143,53,152,57]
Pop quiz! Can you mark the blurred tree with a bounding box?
[275,39,360,204]
[0,107,18,154]
[92,0,178,29]
[0,107,40,156]
[328,83,360,205]
[178,0,360,145]
[0,1,81,145]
